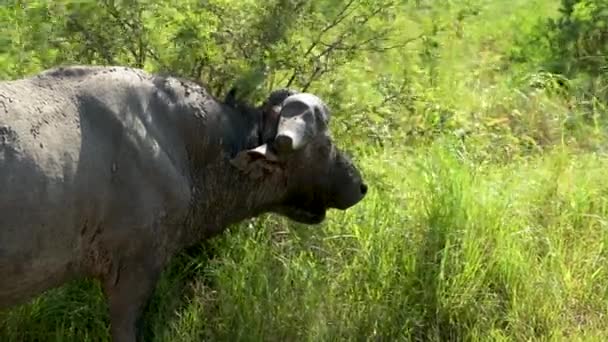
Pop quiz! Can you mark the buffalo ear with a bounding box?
[229,144,281,179]
[261,104,282,142]
[224,87,238,107]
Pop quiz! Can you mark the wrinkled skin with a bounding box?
[0,66,367,341]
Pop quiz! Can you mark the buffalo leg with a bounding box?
[102,258,161,342]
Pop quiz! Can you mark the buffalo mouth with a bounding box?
[274,202,327,225]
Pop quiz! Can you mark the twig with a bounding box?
[286,0,358,87]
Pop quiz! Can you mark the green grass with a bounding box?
[3,142,608,341]
[2,0,608,340]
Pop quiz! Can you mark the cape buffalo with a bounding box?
[0,65,367,341]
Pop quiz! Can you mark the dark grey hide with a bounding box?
[0,66,367,341]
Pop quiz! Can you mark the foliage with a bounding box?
[547,0,608,77]
[511,0,608,118]
[1,0,402,97]
[2,0,608,341]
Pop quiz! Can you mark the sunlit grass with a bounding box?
[2,0,608,340]
[3,142,608,341]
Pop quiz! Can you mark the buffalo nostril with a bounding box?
[360,183,368,195]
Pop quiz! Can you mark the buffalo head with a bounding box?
[230,90,367,224]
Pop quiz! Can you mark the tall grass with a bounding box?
[3,142,608,341]
[2,0,608,340]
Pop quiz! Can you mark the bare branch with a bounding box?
[304,0,358,57]
[285,0,404,89]
[286,0,358,87]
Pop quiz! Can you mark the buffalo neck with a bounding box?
[173,91,286,247]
